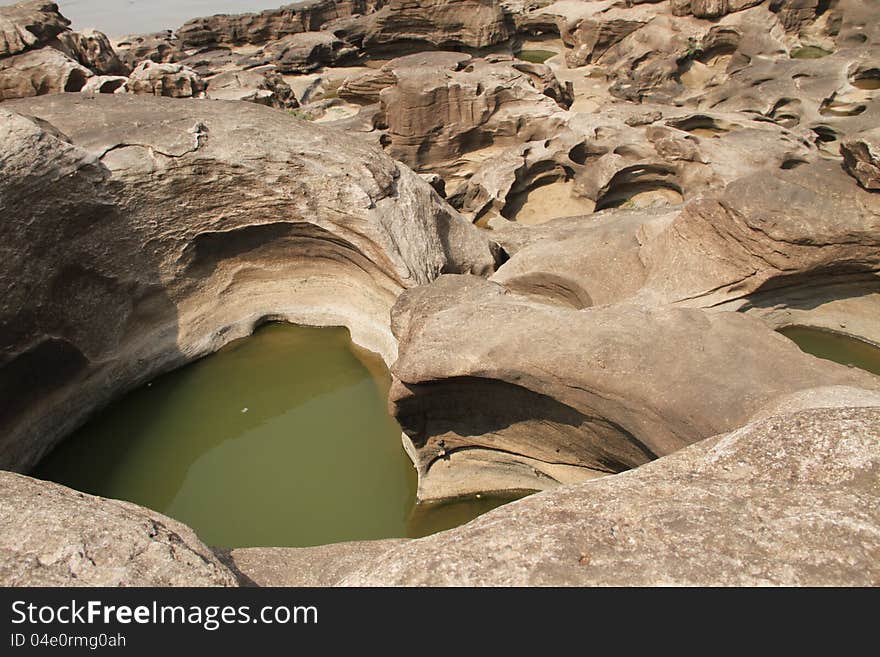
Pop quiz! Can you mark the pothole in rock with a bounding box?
[778,326,880,376]
[851,68,880,90]
[515,49,558,64]
[665,115,736,137]
[594,168,684,212]
[790,46,833,59]
[598,185,683,211]
[818,99,867,117]
[501,179,597,225]
[34,323,523,548]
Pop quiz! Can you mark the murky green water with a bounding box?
[790,46,832,59]
[516,50,557,64]
[778,326,880,376]
[35,323,527,548]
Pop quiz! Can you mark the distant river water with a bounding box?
[59,1,286,37]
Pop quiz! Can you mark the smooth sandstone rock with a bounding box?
[388,275,880,500]
[0,95,497,474]
[343,407,880,586]
[357,0,513,51]
[0,472,237,586]
[177,0,382,48]
[491,160,880,309]
[376,53,571,179]
[0,0,878,590]
[80,74,127,94]
[216,540,407,586]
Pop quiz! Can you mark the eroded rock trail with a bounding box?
[0,0,878,586]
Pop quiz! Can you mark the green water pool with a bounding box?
[35,323,526,548]
[515,49,557,64]
[790,46,832,59]
[778,326,880,377]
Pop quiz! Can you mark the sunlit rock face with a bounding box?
[342,407,880,586]
[0,94,497,473]
[0,471,238,587]
[1,0,880,587]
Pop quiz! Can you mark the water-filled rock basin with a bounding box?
[35,323,524,548]
[778,326,880,377]
[515,49,558,64]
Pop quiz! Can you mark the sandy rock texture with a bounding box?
[338,0,514,51]
[0,1,68,58]
[206,69,299,108]
[123,60,207,97]
[842,127,880,190]
[342,407,880,586]
[0,2,127,98]
[389,276,880,500]
[113,31,185,69]
[216,540,407,586]
[1,0,880,587]
[0,95,496,474]
[490,159,880,310]
[0,472,237,586]
[177,0,383,48]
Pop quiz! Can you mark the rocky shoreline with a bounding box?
[0,0,878,586]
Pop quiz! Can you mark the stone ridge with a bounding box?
[342,407,880,586]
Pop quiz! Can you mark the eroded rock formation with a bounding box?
[342,407,880,586]
[1,0,879,587]
[388,276,880,500]
[0,95,496,474]
[0,472,237,586]
[0,1,68,57]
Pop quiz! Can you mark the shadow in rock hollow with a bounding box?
[0,108,184,475]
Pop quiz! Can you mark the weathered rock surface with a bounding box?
[0,3,130,100]
[113,31,185,69]
[216,540,406,586]
[0,45,91,98]
[343,407,880,586]
[80,74,127,94]
[0,0,68,57]
[452,104,817,224]
[0,471,237,586]
[842,127,880,190]
[491,160,880,308]
[349,0,513,51]
[374,52,571,183]
[206,69,299,109]
[2,0,880,589]
[261,31,357,73]
[123,60,207,98]
[52,29,128,76]
[177,0,382,48]
[388,275,880,500]
[0,95,497,473]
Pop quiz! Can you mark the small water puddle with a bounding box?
[35,323,528,548]
[515,49,557,64]
[790,46,833,59]
[778,326,880,376]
